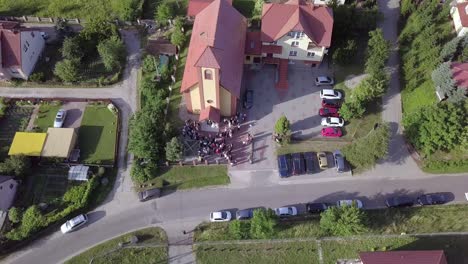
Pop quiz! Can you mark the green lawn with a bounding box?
[401,80,437,116]
[78,105,118,165]
[138,165,230,191]
[34,104,61,132]
[65,227,167,264]
[196,242,319,264]
[276,140,351,156]
[195,205,468,242]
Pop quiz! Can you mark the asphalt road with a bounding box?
[6,173,468,264]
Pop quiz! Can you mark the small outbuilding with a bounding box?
[8,132,47,156]
[41,128,78,158]
[68,165,90,181]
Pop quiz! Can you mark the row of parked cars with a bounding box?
[209,193,451,222]
[277,150,345,177]
[316,76,346,138]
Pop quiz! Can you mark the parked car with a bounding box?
[319,107,340,117]
[277,154,292,178]
[138,188,161,202]
[236,208,264,220]
[61,214,88,234]
[53,109,67,128]
[417,193,448,205]
[274,206,298,217]
[303,152,315,174]
[319,89,342,100]
[321,99,341,109]
[243,90,254,109]
[337,199,363,209]
[321,127,342,137]
[306,203,328,214]
[317,152,328,169]
[210,211,232,222]
[321,117,345,127]
[333,150,345,173]
[291,153,305,175]
[315,76,334,86]
[385,196,414,208]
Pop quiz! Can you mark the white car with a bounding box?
[321,117,345,127]
[274,206,298,217]
[319,89,342,100]
[315,76,334,86]
[337,200,364,209]
[210,211,232,222]
[53,109,67,128]
[61,214,88,234]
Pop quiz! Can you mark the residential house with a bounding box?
[181,0,246,119]
[436,62,468,100]
[0,176,18,212]
[451,1,468,37]
[358,250,447,264]
[187,0,233,17]
[0,21,45,80]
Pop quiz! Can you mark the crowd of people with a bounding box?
[181,112,251,166]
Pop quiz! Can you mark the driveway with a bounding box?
[60,102,87,128]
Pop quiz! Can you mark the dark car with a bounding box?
[291,153,305,175]
[417,193,448,205]
[236,209,254,220]
[306,203,328,214]
[385,196,414,208]
[243,90,254,109]
[303,152,315,174]
[319,107,340,117]
[277,154,292,178]
[321,99,341,109]
[333,150,345,173]
[138,188,161,202]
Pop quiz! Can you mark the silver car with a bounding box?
[53,109,67,128]
[61,214,88,234]
[315,76,334,86]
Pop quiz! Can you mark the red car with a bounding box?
[319,107,340,117]
[321,99,341,108]
[321,127,343,137]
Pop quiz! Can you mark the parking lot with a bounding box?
[231,62,352,181]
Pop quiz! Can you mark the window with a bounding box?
[30,31,35,38]
[26,41,30,47]
[289,31,304,39]
[246,55,251,60]
[291,41,299,47]
[204,69,213,80]
[307,52,315,57]
[23,44,28,52]
[289,51,297,56]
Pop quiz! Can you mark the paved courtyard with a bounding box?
[231,61,352,182]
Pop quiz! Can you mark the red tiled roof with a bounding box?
[245,31,262,55]
[181,0,247,98]
[0,21,21,68]
[261,0,333,47]
[262,44,282,54]
[187,0,232,17]
[451,62,468,89]
[359,250,447,264]
[457,3,468,27]
[199,106,221,122]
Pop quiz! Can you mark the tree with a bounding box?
[55,19,72,39]
[253,0,265,18]
[353,72,389,102]
[339,99,366,120]
[342,122,390,170]
[171,28,186,48]
[61,37,84,60]
[54,59,81,83]
[332,39,357,65]
[432,62,457,99]
[365,29,390,75]
[97,36,126,71]
[440,37,462,62]
[400,0,416,16]
[6,205,46,240]
[229,220,251,239]
[320,204,367,236]
[155,3,174,27]
[130,160,158,183]
[165,137,183,162]
[250,209,277,239]
[274,115,291,144]
[111,0,139,21]
[174,16,185,30]
[461,45,468,61]
[8,207,22,224]
[0,155,31,177]
[80,15,118,42]
[128,108,166,160]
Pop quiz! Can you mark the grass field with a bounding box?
[401,80,437,116]
[138,165,230,191]
[34,104,61,132]
[78,105,117,165]
[196,242,319,264]
[65,227,167,264]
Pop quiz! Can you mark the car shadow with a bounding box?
[86,210,106,225]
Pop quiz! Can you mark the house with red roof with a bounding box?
[0,21,45,80]
[358,250,447,264]
[181,0,246,120]
[451,1,468,37]
[187,0,233,17]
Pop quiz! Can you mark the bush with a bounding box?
[97,167,106,177]
[97,36,126,71]
[274,115,291,144]
[155,2,174,27]
[142,55,158,73]
[6,205,46,241]
[229,220,251,240]
[250,209,277,239]
[339,99,366,120]
[130,161,157,183]
[165,137,183,162]
[170,28,186,47]
[365,29,390,75]
[63,184,88,205]
[320,204,367,236]
[343,122,390,170]
[8,207,22,224]
[28,72,45,83]
[61,37,84,60]
[54,59,81,83]
[0,155,31,177]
